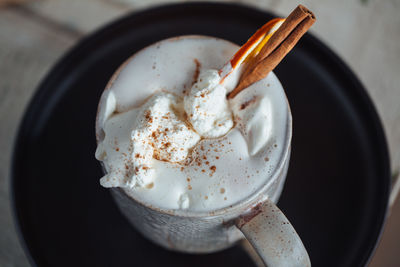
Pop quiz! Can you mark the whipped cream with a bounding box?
[95,36,290,212]
[184,69,233,138]
[96,71,234,188]
[128,92,200,187]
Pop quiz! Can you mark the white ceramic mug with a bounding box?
[98,36,310,267]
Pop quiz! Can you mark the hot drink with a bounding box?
[94,5,315,265]
[95,36,290,212]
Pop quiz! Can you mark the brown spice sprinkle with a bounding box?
[265,157,269,162]
[192,58,201,85]
[188,185,192,190]
[204,196,208,200]
[144,110,152,123]
[210,166,216,172]
[146,182,154,189]
[240,96,258,110]
[220,188,225,194]
[187,178,191,182]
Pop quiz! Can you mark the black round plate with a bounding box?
[12,3,390,267]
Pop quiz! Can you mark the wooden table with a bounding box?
[1,0,399,266]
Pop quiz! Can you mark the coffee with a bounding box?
[95,36,290,212]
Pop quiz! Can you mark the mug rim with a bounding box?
[97,35,293,219]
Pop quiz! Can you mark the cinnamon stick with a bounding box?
[227,5,315,99]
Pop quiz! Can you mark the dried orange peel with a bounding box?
[219,18,285,84]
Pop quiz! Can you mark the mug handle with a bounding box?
[236,199,311,267]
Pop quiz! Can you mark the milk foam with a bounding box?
[95,36,290,212]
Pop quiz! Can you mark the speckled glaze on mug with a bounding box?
[98,36,309,266]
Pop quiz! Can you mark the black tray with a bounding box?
[11,3,390,267]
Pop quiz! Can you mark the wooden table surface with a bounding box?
[1,0,399,266]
